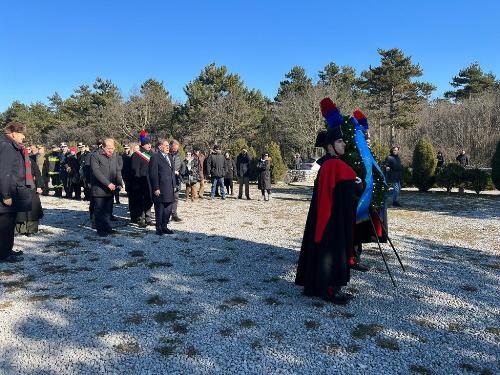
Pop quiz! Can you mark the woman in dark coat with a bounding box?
[257,152,272,201]
[223,152,237,196]
[16,147,44,235]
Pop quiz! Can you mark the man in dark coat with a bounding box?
[456,150,469,167]
[90,138,123,237]
[169,140,182,222]
[236,148,252,200]
[129,137,153,227]
[208,145,226,200]
[295,127,357,304]
[149,140,176,235]
[59,142,71,198]
[0,122,32,262]
[384,146,403,207]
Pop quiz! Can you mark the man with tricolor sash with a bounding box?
[129,131,153,227]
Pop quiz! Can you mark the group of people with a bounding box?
[0,122,278,262]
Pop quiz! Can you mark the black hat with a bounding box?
[140,137,151,146]
[324,127,343,145]
[315,131,328,148]
[213,145,221,151]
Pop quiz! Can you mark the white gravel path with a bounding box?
[0,186,499,375]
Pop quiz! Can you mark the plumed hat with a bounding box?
[139,130,151,146]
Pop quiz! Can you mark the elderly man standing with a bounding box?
[149,139,176,235]
[0,122,31,262]
[90,138,123,237]
[169,139,182,222]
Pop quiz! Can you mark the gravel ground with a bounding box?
[0,185,499,375]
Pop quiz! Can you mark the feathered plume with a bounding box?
[353,109,369,131]
[320,98,343,129]
[139,130,148,142]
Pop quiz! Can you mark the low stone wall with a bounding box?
[286,169,318,184]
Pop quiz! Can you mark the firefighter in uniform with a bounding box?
[43,145,64,197]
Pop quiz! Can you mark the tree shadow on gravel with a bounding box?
[397,191,500,220]
[0,203,498,374]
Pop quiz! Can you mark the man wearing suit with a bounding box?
[149,139,176,236]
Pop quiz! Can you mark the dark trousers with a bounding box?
[238,176,250,198]
[171,190,179,217]
[0,213,17,260]
[93,197,113,234]
[154,201,173,232]
[224,178,234,195]
[129,180,152,222]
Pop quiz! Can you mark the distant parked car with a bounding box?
[300,158,320,171]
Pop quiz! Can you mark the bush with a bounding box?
[412,139,437,192]
[435,163,466,192]
[402,166,414,188]
[267,142,288,183]
[464,168,489,195]
[491,138,500,190]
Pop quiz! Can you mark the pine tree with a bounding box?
[275,66,313,101]
[360,48,435,146]
[267,142,287,183]
[444,62,498,101]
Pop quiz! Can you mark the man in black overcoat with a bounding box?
[149,140,176,235]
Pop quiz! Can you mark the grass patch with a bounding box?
[351,324,383,339]
[238,319,257,329]
[223,297,248,307]
[215,257,231,264]
[124,314,143,325]
[447,323,464,332]
[128,250,145,257]
[346,344,361,353]
[219,328,233,337]
[376,337,400,351]
[263,297,282,306]
[147,295,166,306]
[304,320,320,330]
[147,261,173,269]
[460,285,478,292]
[0,301,13,310]
[409,365,433,374]
[185,345,199,357]
[26,294,51,302]
[323,343,342,354]
[113,341,141,354]
[172,323,188,334]
[154,310,181,324]
[485,327,500,336]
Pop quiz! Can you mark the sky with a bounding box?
[1,0,499,111]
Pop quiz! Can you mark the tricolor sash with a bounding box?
[135,150,151,163]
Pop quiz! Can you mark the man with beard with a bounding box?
[129,133,153,227]
[295,101,358,305]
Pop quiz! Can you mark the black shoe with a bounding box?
[352,262,370,272]
[97,231,108,237]
[238,196,242,199]
[110,216,118,222]
[137,221,147,228]
[156,230,165,236]
[162,228,174,235]
[392,201,401,207]
[115,200,121,205]
[322,288,353,305]
[247,197,252,200]
[108,229,119,235]
[221,197,226,200]
[172,215,183,222]
[11,250,24,256]
[145,220,153,226]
